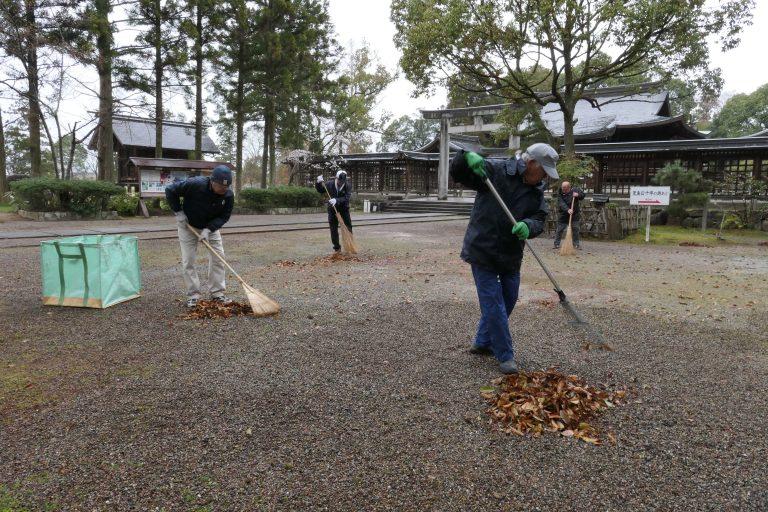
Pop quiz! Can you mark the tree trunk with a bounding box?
[0,108,8,196]
[268,114,275,186]
[561,97,577,156]
[96,0,114,182]
[261,111,269,189]
[154,0,163,158]
[25,0,42,178]
[194,2,203,159]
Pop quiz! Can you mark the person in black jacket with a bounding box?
[553,181,586,250]
[315,169,353,252]
[450,143,558,374]
[165,165,235,308]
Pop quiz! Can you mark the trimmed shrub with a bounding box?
[11,178,125,216]
[109,194,140,217]
[239,186,323,212]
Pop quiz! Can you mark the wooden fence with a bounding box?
[546,206,645,239]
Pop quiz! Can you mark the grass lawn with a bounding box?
[0,203,17,213]
[619,225,767,245]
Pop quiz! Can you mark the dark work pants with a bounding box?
[328,209,353,251]
[471,264,520,363]
[554,217,581,247]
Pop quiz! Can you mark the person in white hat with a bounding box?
[449,143,558,374]
[315,169,353,252]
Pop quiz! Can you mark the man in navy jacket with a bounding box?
[165,165,235,307]
[450,143,558,374]
[315,169,353,252]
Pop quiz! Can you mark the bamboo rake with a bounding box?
[186,224,280,317]
[323,182,358,254]
[560,195,577,256]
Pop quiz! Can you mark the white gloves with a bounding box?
[175,210,188,225]
[316,175,324,183]
[328,198,337,207]
[198,228,211,242]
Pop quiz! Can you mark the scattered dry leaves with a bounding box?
[482,368,627,445]
[528,298,558,308]
[179,300,254,320]
[679,242,712,248]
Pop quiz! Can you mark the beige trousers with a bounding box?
[177,224,226,299]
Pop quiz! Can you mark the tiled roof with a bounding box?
[541,90,703,140]
[111,115,219,153]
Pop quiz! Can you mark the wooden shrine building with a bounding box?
[309,84,768,199]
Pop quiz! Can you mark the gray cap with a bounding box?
[526,143,559,180]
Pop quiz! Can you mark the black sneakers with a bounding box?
[469,343,494,356]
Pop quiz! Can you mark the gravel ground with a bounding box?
[1,219,766,511]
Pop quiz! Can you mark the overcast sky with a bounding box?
[328,0,768,120]
[327,0,445,121]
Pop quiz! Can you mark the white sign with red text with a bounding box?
[630,186,671,206]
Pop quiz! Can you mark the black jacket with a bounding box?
[555,187,586,223]
[165,176,234,232]
[316,179,352,212]
[450,150,548,274]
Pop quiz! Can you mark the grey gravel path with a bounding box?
[0,220,766,511]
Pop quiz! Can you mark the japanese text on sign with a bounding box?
[629,186,671,206]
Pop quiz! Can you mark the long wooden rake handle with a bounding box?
[186,224,250,289]
[481,175,611,347]
[321,181,343,216]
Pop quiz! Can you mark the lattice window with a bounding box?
[702,158,755,196]
[602,156,645,194]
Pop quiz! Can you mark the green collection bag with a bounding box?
[41,235,141,308]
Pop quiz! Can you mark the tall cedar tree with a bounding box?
[179,0,222,159]
[212,0,257,194]
[119,0,187,157]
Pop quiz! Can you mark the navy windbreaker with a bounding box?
[450,150,549,274]
[165,176,234,232]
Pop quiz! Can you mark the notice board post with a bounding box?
[630,186,671,242]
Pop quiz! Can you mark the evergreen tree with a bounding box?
[118,0,188,157]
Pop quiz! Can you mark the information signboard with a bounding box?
[139,169,192,197]
[629,186,671,206]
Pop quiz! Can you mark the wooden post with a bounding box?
[645,206,651,242]
[701,194,709,232]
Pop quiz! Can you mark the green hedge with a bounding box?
[10,178,126,216]
[238,186,324,212]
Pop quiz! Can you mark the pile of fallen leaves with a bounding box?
[481,369,627,445]
[179,300,253,320]
[324,252,362,262]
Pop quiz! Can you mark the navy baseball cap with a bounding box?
[211,165,233,186]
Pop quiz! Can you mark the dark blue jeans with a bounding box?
[471,264,520,363]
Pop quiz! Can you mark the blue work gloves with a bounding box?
[511,222,529,241]
[465,151,486,178]
[198,228,211,242]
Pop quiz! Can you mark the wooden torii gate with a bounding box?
[420,104,519,200]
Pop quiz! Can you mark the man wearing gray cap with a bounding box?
[449,143,558,374]
[165,165,235,308]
